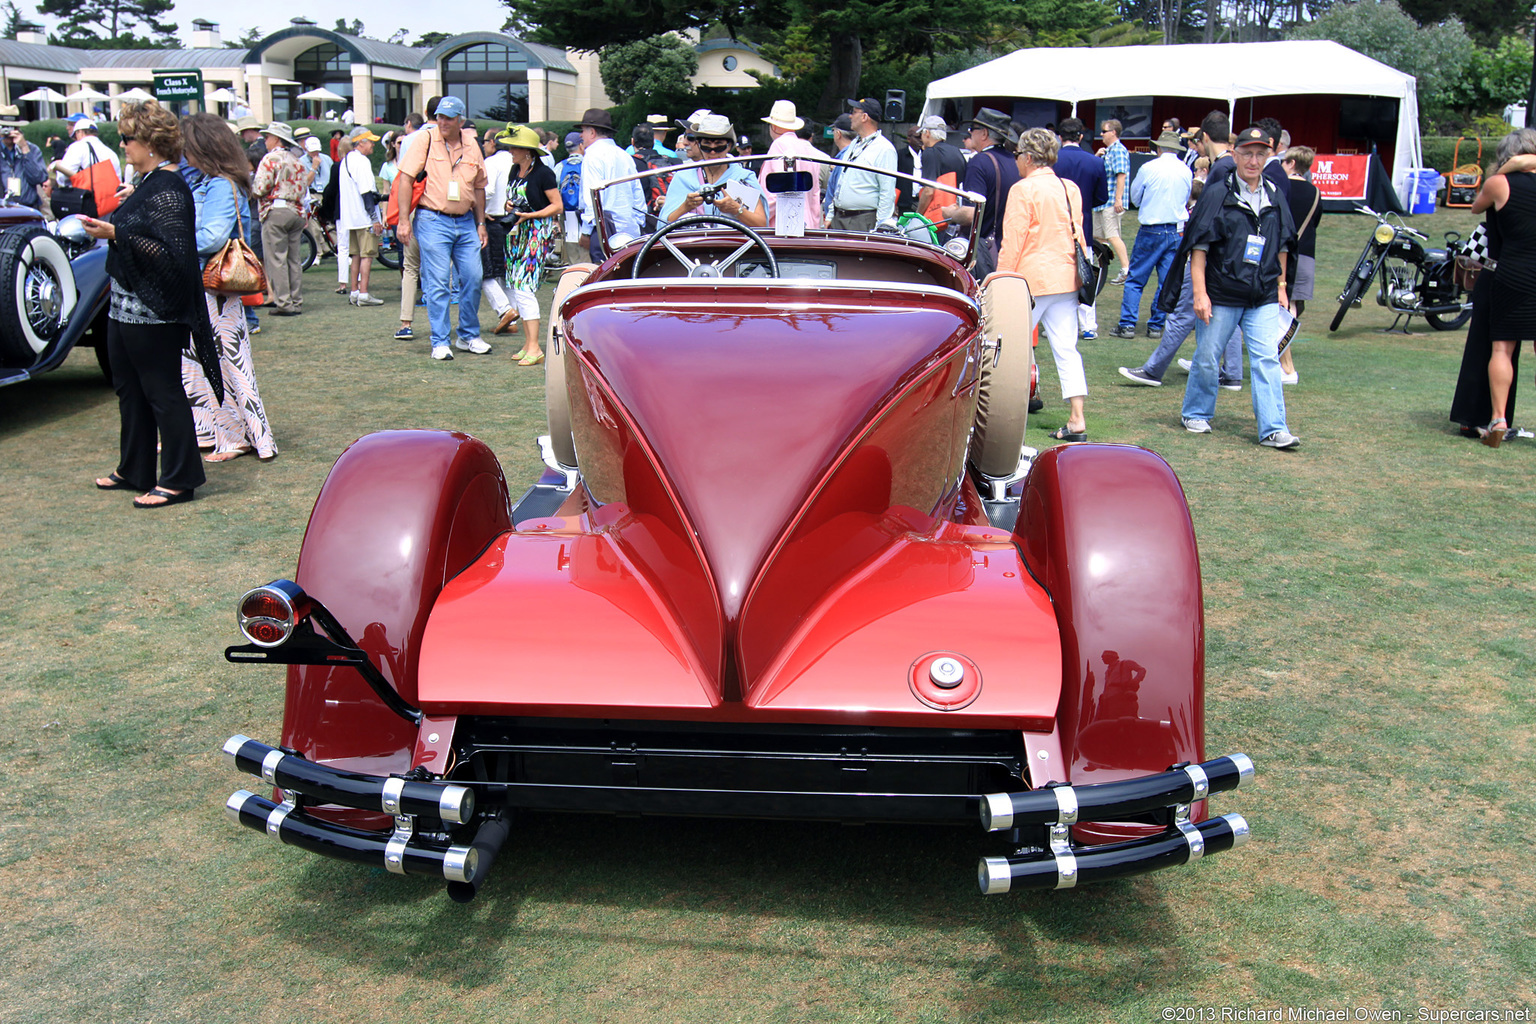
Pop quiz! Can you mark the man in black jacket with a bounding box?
[1172,126,1300,448]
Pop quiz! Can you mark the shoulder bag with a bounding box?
[1060,177,1105,304]
[971,151,1005,278]
[52,144,99,218]
[202,183,268,296]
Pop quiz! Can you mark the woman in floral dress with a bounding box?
[497,125,562,366]
[179,112,277,461]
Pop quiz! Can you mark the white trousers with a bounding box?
[1031,290,1088,400]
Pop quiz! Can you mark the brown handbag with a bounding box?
[202,186,268,295]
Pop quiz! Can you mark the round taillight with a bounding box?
[236,582,307,648]
[241,591,290,622]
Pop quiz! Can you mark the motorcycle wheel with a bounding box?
[1425,305,1473,331]
[377,233,402,271]
[299,231,317,272]
[1330,265,1372,331]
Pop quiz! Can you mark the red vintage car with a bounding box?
[221,157,1252,900]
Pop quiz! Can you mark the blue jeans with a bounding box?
[1141,264,1243,382]
[415,208,483,349]
[1181,302,1288,437]
[1118,223,1180,331]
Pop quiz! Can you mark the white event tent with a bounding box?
[923,40,1421,196]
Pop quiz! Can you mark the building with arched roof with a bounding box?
[0,19,611,125]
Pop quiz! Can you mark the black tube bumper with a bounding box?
[225,789,484,884]
[223,734,474,826]
[974,753,1255,894]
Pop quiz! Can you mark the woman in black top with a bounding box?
[83,100,220,507]
[1470,128,1536,447]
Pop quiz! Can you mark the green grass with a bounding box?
[0,211,1533,1022]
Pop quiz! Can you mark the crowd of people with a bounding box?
[63,86,1533,509]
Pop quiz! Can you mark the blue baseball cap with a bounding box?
[435,95,466,120]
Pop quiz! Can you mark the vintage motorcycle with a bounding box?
[1330,205,1473,332]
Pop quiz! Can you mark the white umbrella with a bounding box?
[116,88,155,102]
[206,87,240,103]
[66,86,112,102]
[296,87,346,102]
[19,87,69,103]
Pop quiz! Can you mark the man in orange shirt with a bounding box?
[396,95,491,360]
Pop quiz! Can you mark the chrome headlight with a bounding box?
[1373,223,1397,245]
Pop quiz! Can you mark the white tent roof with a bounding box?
[924,40,1422,188]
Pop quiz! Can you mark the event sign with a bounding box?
[153,69,203,102]
[1310,154,1370,201]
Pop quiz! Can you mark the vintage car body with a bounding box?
[221,156,1252,900]
[0,207,111,389]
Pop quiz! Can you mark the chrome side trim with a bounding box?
[260,748,285,786]
[1225,813,1251,848]
[1183,763,1210,802]
[1174,803,1204,862]
[1230,753,1255,785]
[442,845,479,884]
[439,785,474,826]
[978,856,1012,895]
[981,791,1014,832]
[381,776,405,817]
[266,800,294,839]
[384,816,413,875]
[537,434,579,488]
[1053,786,1079,826]
[1049,822,1077,889]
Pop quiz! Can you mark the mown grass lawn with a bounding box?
[0,206,1531,1023]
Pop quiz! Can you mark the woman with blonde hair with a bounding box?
[998,126,1090,442]
[179,111,277,462]
[82,100,220,507]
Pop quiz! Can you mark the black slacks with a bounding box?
[108,317,206,493]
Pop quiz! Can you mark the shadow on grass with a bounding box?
[267,810,1189,1014]
[0,359,115,441]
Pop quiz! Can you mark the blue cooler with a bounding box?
[1408,168,1440,214]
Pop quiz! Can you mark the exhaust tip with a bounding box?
[222,734,251,761]
[980,792,1013,832]
[1224,813,1251,848]
[225,789,255,825]
[1229,753,1255,785]
[977,856,1012,895]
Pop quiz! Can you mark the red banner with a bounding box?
[1310,154,1370,201]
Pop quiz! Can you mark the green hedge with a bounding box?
[1421,136,1494,174]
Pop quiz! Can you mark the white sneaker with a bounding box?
[1281,371,1298,385]
[1178,358,1192,373]
[1260,430,1301,449]
[1182,417,1212,434]
[431,345,454,360]
[454,337,492,354]
[354,292,383,306]
[348,290,360,305]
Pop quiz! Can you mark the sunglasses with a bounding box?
[120,134,136,143]
[697,141,731,153]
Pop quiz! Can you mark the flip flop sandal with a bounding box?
[95,473,136,490]
[1048,426,1088,442]
[134,487,196,510]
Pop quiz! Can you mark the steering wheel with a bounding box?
[631,214,779,279]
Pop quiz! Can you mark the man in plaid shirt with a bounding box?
[1095,119,1131,284]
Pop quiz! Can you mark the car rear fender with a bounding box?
[1012,444,1205,787]
[281,430,511,770]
